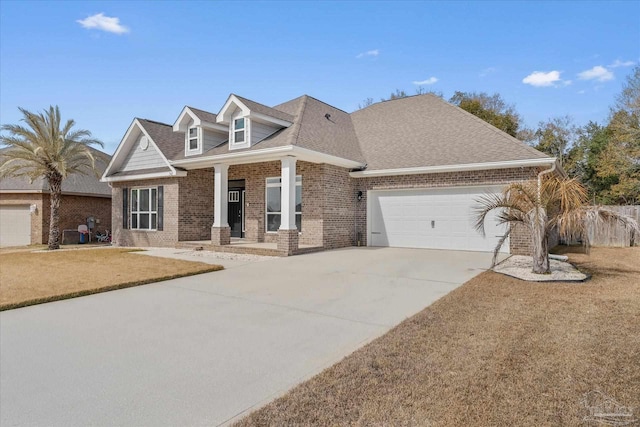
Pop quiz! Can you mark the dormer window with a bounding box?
[188,127,199,150]
[233,118,245,144]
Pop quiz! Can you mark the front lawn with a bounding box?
[0,248,223,310]
[237,247,640,426]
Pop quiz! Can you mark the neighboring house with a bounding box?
[0,149,112,247]
[102,94,559,255]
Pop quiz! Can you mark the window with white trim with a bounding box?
[130,188,158,230]
[266,176,302,232]
[233,118,245,144]
[188,127,199,150]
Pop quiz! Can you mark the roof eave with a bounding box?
[101,170,188,183]
[349,158,557,178]
[170,145,365,170]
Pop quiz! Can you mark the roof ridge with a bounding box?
[137,118,172,127]
[187,106,215,114]
[300,94,350,115]
[287,95,309,146]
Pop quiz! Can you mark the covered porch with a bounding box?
[171,146,364,256]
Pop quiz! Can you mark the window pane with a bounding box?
[151,214,157,230]
[267,214,281,232]
[295,185,302,213]
[131,190,138,212]
[266,187,281,212]
[140,213,150,229]
[235,130,245,143]
[189,138,198,150]
[131,213,138,229]
[296,214,301,232]
[266,177,281,185]
[234,118,244,130]
[189,127,197,137]
[140,189,150,211]
[151,188,157,210]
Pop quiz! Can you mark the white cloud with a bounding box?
[356,49,379,59]
[522,70,563,87]
[479,67,497,77]
[77,13,129,35]
[609,59,635,68]
[578,65,614,82]
[577,90,586,94]
[412,77,438,85]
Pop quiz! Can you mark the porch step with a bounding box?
[175,241,324,257]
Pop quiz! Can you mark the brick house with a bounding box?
[0,148,112,246]
[102,94,559,256]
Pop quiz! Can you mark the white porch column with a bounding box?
[212,164,229,227]
[279,157,297,230]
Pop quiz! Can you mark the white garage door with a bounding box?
[0,205,31,247]
[368,186,509,253]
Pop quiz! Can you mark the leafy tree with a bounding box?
[0,106,103,250]
[568,122,618,204]
[597,66,640,204]
[475,177,639,274]
[449,91,522,137]
[529,116,577,168]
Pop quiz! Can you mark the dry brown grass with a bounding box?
[237,247,640,426]
[0,248,222,310]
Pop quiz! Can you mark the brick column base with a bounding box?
[277,229,299,256]
[211,226,231,245]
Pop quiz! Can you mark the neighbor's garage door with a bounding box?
[0,205,31,247]
[368,186,509,253]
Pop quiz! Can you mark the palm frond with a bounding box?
[491,230,511,267]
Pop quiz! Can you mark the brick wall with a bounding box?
[111,178,180,247]
[352,167,543,255]
[322,164,356,249]
[178,168,214,241]
[107,164,547,255]
[228,161,324,247]
[0,193,110,244]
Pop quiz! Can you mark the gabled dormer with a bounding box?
[173,106,228,156]
[217,94,294,151]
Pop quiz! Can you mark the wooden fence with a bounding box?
[587,205,639,247]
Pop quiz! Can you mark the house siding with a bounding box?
[251,121,280,145]
[121,134,167,172]
[202,129,226,152]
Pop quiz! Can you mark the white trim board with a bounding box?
[351,158,557,178]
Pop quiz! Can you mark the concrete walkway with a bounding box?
[0,247,497,426]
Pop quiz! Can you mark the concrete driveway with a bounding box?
[1,247,496,426]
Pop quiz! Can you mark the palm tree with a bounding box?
[0,106,103,250]
[475,176,639,274]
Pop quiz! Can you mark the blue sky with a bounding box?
[1,1,638,154]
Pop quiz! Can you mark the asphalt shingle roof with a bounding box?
[0,147,112,196]
[350,94,548,170]
[119,93,550,172]
[187,107,218,124]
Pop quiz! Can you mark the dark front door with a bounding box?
[228,186,244,238]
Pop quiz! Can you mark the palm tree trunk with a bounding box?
[530,206,550,274]
[47,173,63,250]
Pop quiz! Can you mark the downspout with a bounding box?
[537,160,557,202]
[537,160,557,259]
